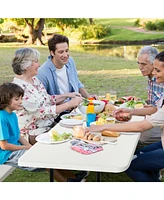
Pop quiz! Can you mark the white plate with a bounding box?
[59,119,83,128]
[61,113,86,121]
[36,132,72,144]
[90,122,96,125]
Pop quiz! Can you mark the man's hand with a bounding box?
[68,92,82,98]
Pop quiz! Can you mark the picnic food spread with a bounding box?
[114,96,146,108]
[73,125,120,144]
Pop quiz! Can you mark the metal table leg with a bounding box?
[50,169,54,182]
[96,172,101,182]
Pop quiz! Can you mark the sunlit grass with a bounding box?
[94,18,137,27]
[78,69,140,76]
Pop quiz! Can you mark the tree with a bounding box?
[24,18,45,45]
[2,18,89,45]
[2,18,45,45]
[46,18,88,31]
[89,18,94,25]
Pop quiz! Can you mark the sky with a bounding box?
[1,0,164,18]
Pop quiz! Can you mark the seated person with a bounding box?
[85,50,164,182]
[137,46,164,147]
[11,47,83,145]
[0,82,82,182]
[36,34,97,121]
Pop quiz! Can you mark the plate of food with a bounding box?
[119,100,146,108]
[74,133,117,145]
[61,113,86,121]
[73,126,118,145]
[36,129,73,144]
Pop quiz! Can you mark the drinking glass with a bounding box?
[98,91,106,100]
[110,90,117,101]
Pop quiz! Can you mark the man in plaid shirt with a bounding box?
[147,77,164,106]
[137,46,164,147]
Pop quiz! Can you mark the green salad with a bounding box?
[82,98,100,106]
[126,100,146,108]
[52,132,72,141]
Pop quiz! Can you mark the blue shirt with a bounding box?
[36,56,84,95]
[147,77,164,106]
[0,110,21,164]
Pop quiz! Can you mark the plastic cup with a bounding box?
[86,113,96,127]
[98,91,106,100]
[110,90,117,101]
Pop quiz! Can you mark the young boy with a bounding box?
[0,82,87,180]
[0,83,38,171]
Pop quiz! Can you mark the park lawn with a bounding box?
[94,18,137,27]
[0,45,147,100]
[82,18,164,43]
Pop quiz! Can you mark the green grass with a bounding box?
[0,45,147,100]
[109,28,164,41]
[83,18,164,43]
[3,168,132,182]
[94,18,137,27]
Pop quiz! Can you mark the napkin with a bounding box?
[71,139,103,155]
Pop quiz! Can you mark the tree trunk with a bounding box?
[24,18,45,46]
[35,18,45,46]
[24,18,35,44]
[89,18,94,25]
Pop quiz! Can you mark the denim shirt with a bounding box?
[37,56,84,95]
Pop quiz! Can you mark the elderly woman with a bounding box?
[86,51,164,182]
[11,47,87,182]
[12,47,83,144]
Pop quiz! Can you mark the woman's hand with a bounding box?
[69,96,83,109]
[68,92,82,98]
[113,108,132,121]
[113,108,132,116]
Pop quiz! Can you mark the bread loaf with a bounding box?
[73,126,85,138]
[101,130,120,137]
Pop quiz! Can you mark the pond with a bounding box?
[70,44,164,60]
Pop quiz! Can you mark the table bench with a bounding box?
[0,165,15,182]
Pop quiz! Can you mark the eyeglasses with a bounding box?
[137,61,148,66]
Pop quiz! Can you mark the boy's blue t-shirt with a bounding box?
[0,110,21,164]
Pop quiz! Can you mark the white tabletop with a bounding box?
[18,116,144,173]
